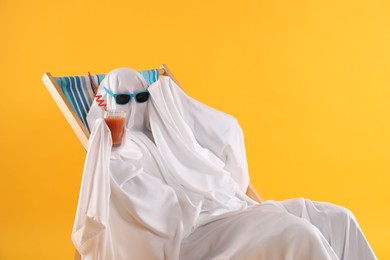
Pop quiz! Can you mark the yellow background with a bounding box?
[0,0,388,259]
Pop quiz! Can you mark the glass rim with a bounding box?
[104,110,126,118]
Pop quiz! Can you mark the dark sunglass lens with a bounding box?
[135,92,150,103]
[116,95,131,104]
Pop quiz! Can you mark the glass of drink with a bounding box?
[104,110,126,147]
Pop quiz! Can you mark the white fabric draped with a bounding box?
[72,68,376,260]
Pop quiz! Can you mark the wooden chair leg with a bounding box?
[246,183,263,203]
[74,249,81,260]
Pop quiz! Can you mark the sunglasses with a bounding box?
[104,87,150,105]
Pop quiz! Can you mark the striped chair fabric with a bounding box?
[54,69,160,132]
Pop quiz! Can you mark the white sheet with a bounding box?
[72,68,376,260]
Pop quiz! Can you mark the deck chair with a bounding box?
[42,64,263,259]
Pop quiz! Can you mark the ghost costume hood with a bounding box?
[87,67,151,132]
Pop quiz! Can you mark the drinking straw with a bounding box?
[88,72,106,111]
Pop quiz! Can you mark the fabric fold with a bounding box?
[71,119,113,258]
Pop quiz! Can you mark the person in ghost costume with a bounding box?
[72,68,377,260]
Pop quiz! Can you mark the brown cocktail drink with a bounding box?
[104,110,126,147]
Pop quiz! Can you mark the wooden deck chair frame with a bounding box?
[42,64,263,259]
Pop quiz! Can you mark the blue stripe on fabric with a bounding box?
[74,76,89,113]
[154,69,158,82]
[139,69,159,85]
[61,77,83,124]
[138,70,146,84]
[97,74,105,84]
[148,70,153,84]
[73,76,91,132]
[154,69,158,83]
[80,76,93,133]
[79,76,92,133]
[71,76,86,119]
[153,69,159,83]
[145,70,151,85]
[69,77,87,127]
[146,71,151,84]
[54,77,61,87]
[67,77,84,124]
[72,76,89,127]
[80,76,93,105]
